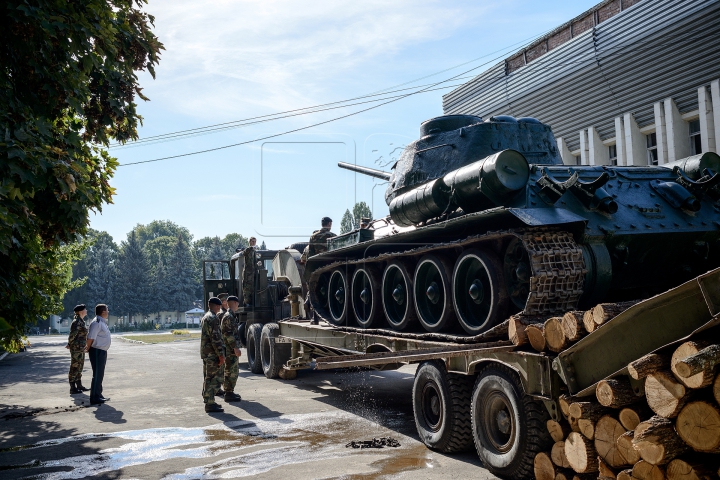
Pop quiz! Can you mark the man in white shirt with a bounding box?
[86,304,112,405]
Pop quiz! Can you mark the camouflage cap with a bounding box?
[217,293,229,300]
[208,297,222,306]
[73,304,86,313]
[227,295,240,303]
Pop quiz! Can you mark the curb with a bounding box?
[0,352,8,362]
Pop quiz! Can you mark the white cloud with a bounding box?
[143,0,491,119]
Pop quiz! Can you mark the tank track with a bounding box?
[308,229,586,322]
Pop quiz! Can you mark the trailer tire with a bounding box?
[246,323,263,374]
[412,360,474,453]
[471,364,551,479]
[261,323,290,379]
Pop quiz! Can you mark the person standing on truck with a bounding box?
[241,237,258,307]
[201,297,226,413]
[65,304,89,394]
[220,295,243,403]
[301,217,336,319]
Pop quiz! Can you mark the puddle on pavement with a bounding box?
[0,411,433,479]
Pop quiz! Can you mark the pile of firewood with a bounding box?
[531,335,720,480]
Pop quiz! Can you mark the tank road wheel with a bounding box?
[452,249,509,335]
[503,238,531,311]
[471,364,551,479]
[414,254,456,332]
[381,261,417,330]
[351,266,382,328]
[327,268,349,326]
[260,323,290,379]
[313,273,330,310]
[246,323,264,374]
[412,360,474,453]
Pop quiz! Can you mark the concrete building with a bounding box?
[443,0,720,166]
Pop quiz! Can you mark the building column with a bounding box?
[710,80,720,153]
[588,126,608,165]
[614,117,626,166]
[579,129,589,165]
[623,113,646,166]
[699,85,716,153]
[664,97,690,162]
[653,102,668,164]
[556,137,574,165]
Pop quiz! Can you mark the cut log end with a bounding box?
[594,415,630,468]
[548,419,572,443]
[632,460,666,480]
[596,377,639,408]
[671,341,715,389]
[628,353,670,381]
[545,317,569,353]
[551,441,571,468]
[645,370,688,418]
[616,430,640,465]
[562,311,586,342]
[675,400,720,453]
[526,323,547,352]
[535,452,557,480]
[633,416,689,465]
[565,432,599,473]
[619,405,652,431]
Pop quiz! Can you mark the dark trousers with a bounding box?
[89,347,107,402]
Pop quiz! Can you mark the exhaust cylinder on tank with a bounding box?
[389,150,530,227]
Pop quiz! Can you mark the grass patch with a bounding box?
[171,329,190,335]
[123,333,200,344]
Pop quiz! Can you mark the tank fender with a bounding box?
[508,207,587,227]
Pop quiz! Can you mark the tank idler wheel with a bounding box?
[412,360,474,453]
[503,238,531,312]
[381,260,417,330]
[246,323,264,374]
[327,268,349,326]
[313,272,330,309]
[414,254,456,332]
[260,323,290,379]
[471,364,552,479]
[351,265,382,328]
[452,249,509,335]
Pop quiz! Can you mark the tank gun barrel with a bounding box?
[338,162,391,181]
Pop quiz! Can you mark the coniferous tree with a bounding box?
[260,241,267,250]
[151,258,171,317]
[86,245,116,311]
[114,231,152,323]
[340,209,354,234]
[167,236,197,321]
[352,201,373,229]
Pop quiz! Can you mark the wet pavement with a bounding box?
[0,335,496,479]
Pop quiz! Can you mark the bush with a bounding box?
[50,328,59,334]
[171,329,190,335]
[137,321,155,331]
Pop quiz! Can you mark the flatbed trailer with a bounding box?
[239,267,720,479]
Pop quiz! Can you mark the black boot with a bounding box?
[224,392,242,402]
[76,380,89,392]
[217,388,225,397]
[205,403,224,413]
[69,381,81,394]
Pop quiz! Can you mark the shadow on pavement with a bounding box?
[92,403,126,424]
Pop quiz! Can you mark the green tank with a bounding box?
[305,115,720,335]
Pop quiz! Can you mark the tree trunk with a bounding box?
[598,455,618,478]
[645,370,689,418]
[632,460,666,480]
[633,416,689,465]
[629,354,671,381]
[666,457,719,480]
[674,344,720,379]
[565,432,599,473]
[546,316,570,353]
[592,301,639,326]
[508,314,546,346]
[671,341,716,389]
[562,311,586,342]
[535,452,559,480]
[552,441,571,468]
[616,430,641,465]
[595,415,631,468]
[548,419,572,442]
[597,377,641,408]
[617,468,633,480]
[482,318,509,340]
[569,401,609,420]
[583,310,597,333]
[619,404,653,431]
[526,323,547,352]
[675,400,720,453]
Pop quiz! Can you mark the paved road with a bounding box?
[0,334,497,479]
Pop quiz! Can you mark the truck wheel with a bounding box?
[412,360,474,453]
[246,323,263,374]
[260,323,290,379]
[471,364,551,479]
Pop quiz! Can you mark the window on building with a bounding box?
[646,133,658,166]
[609,145,617,165]
[689,120,702,155]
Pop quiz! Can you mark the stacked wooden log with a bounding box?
[532,337,720,480]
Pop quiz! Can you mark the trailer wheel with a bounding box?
[412,360,474,453]
[260,323,290,379]
[471,364,551,479]
[246,323,263,374]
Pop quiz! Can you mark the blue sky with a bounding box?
[95,0,598,248]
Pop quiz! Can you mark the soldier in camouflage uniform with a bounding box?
[303,218,336,319]
[65,304,89,394]
[201,297,226,413]
[221,296,243,402]
[242,237,258,306]
[215,292,229,397]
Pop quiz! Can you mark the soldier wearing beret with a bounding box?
[65,304,89,394]
[201,297,226,413]
[215,292,230,397]
[220,295,243,402]
[241,238,258,307]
